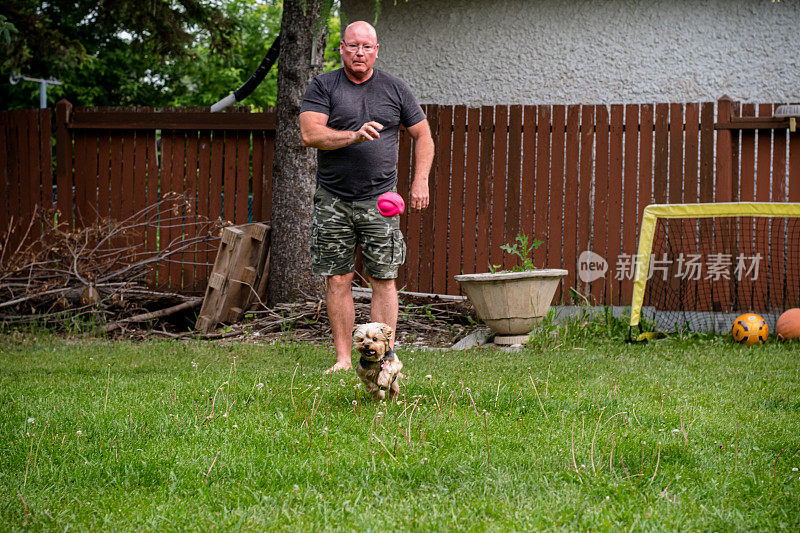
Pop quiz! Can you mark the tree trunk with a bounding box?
[268,0,328,304]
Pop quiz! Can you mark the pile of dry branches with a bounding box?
[2,197,476,346]
[0,195,222,331]
[167,291,477,347]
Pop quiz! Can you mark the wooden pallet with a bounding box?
[195,222,271,332]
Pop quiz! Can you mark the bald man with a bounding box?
[300,21,435,373]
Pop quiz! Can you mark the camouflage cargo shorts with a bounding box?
[311,187,406,279]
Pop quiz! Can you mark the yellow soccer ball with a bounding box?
[731,313,769,345]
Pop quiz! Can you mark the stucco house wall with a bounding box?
[341,0,800,105]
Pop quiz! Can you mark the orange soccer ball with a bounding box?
[776,308,800,341]
[731,313,769,345]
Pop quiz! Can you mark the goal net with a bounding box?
[628,202,800,340]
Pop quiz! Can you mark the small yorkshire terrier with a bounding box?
[353,322,403,401]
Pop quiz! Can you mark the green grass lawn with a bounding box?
[1,328,799,531]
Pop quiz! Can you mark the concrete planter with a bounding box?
[454,269,568,344]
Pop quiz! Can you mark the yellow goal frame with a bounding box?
[630,202,800,328]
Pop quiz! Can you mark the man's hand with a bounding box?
[300,112,384,150]
[355,121,384,143]
[409,179,429,210]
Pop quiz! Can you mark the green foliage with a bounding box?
[322,11,342,72]
[169,0,283,109]
[488,233,543,273]
[1,0,236,108]
[1,335,799,528]
[0,0,342,109]
[0,15,17,44]
[170,0,342,109]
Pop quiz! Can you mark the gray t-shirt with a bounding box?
[300,68,426,201]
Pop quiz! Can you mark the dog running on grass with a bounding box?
[353,322,403,401]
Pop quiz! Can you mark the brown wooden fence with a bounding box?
[2,98,798,300]
[1,102,276,293]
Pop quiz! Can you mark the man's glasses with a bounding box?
[341,42,377,53]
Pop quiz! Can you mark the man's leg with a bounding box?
[325,272,355,373]
[368,276,398,348]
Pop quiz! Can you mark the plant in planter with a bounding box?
[489,233,543,273]
[454,233,568,345]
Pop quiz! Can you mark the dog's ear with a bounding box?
[381,323,393,342]
[353,324,365,343]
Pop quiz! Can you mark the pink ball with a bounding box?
[377,192,405,217]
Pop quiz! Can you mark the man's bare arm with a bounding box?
[300,111,383,150]
[406,119,434,210]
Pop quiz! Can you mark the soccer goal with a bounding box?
[628,202,800,341]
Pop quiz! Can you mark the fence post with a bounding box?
[55,99,72,227]
[0,110,7,237]
[715,96,734,202]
